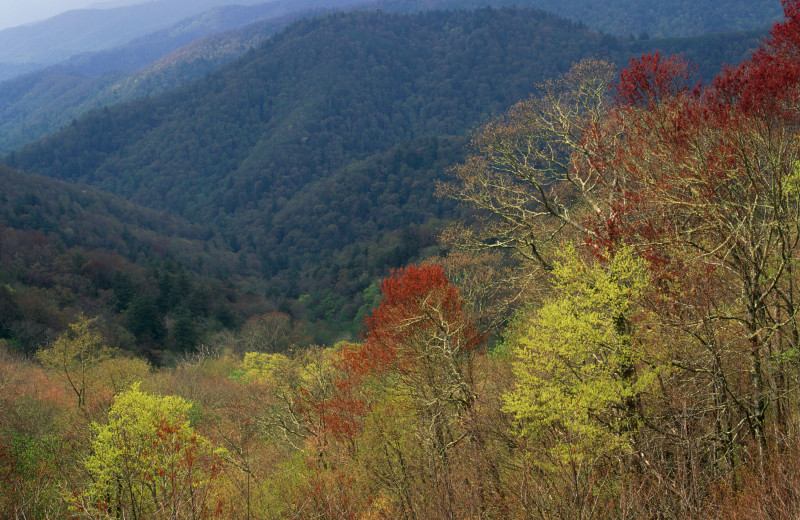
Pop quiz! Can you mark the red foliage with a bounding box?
[614,52,699,108]
[587,1,800,278]
[713,0,800,117]
[296,264,483,444]
[295,382,367,443]
[0,443,14,484]
[357,264,483,375]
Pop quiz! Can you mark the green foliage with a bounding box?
[519,0,780,37]
[785,158,800,198]
[504,246,653,458]
[126,292,166,344]
[0,284,22,339]
[1,431,65,519]
[237,352,292,384]
[0,165,270,357]
[93,356,151,394]
[6,431,59,482]
[76,382,227,519]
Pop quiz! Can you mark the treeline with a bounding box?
[373,0,781,37]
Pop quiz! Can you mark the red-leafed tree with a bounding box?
[614,51,700,108]
[340,265,484,450]
[335,264,512,518]
[345,264,483,390]
[714,0,800,117]
[284,266,495,518]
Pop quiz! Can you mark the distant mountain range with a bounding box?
[519,0,780,37]
[3,6,767,335]
[0,0,363,82]
[0,0,776,154]
[0,5,338,154]
[0,0,306,69]
[0,0,780,79]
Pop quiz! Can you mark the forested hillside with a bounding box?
[0,0,766,154]
[0,0,773,154]
[361,0,781,36]
[503,0,781,36]
[0,166,272,360]
[0,10,312,154]
[4,7,765,336]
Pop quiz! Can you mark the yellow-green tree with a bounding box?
[36,315,110,410]
[73,383,227,520]
[236,351,293,384]
[505,246,653,457]
[503,246,655,518]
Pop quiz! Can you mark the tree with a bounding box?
[237,312,309,354]
[73,383,226,520]
[590,50,800,472]
[126,292,166,346]
[337,264,514,518]
[344,264,483,420]
[436,249,539,337]
[437,58,617,271]
[0,284,22,339]
[502,245,655,518]
[504,246,651,454]
[36,315,110,410]
[585,1,800,474]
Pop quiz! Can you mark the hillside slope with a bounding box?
[4,7,764,330]
[0,0,771,153]
[371,0,782,36]
[0,8,321,154]
[0,165,271,357]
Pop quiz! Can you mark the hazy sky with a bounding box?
[0,0,145,30]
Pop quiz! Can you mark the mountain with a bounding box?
[0,0,775,153]
[4,7,765,334]
[0,0,779,80]
[472,0,782,37]
[0,6,336,154]
[362,0,782,37]
[0,0,365,82]
[0,0,292,72]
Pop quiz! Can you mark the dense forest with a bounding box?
[378,0,783,36]
[0,165,279,360]
[0,11,301,155]
[2,1,800,516]
[4,7,766,340]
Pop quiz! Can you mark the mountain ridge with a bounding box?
[0,0,776,153]
[0,0,290,68]
[4,7,767,335]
